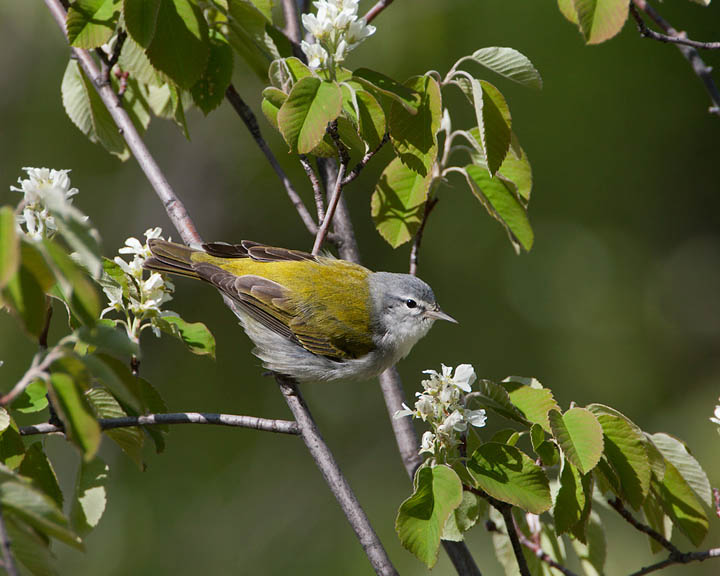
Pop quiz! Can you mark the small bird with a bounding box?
[144,239,456,382]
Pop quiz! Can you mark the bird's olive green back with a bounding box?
[192,252,375,359]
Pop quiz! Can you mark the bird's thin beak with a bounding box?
[426,307,458,324]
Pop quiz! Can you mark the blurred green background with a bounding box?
[1,1,720,574]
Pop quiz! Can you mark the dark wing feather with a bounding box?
[201,240,317,263]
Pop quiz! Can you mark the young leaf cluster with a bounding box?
[395,372,717,573]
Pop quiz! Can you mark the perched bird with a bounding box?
[144,239,456,382]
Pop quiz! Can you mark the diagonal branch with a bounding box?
[364,0,395,24]
[225,84,319,236]
[342,133,390,186]
[276,375,398,576]
[608,497,679,555]
[631,0,720,115]
[299,155,326,222]
[409,196,438,276]
[628,548,720,576]
[19,412,299,436]
[282,0,302,44]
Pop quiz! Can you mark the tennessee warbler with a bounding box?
[145,239,456,382]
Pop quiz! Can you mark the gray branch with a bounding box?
[276,376,398,576]
[19,412,299,436]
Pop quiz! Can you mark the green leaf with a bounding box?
[49,372,101,460]
[76,321,140,359]
[356,89,386,151]
[474,80,512,176]
[554,459,587,535]
[5,515,58,576]
[652,459,708,546]
[490,507,541,576]
[463,47,542,90]
[226,0,280,79]
[118,36,163,86]
[371,156,431,248]
[1,262,47,338]
[389,75,442,176]
[571,512,606,576]
[643,492,673,554]
[649,433,711,507]
[42,239,100,326]
[442,490,484,542]
[126,0,209,89]
[123,0,160,46]
[459,165,534,253]
[248,0,273,20]
[191,34,234,115]
[155,315,216,357]
[18,443,63,508]
[466,379,529,425]
[86,387,144,468]
[558,0,579,24]
[0,206,19,290]
[0,480,82,550]
[261,87,287,130]
[277,77,342,154]
[61,59,128,159]
[0,421,26,470]
[268,57,314,91]
[549,408,604,474]
[71,456,109,536]
[396,465,463,568]
[468,443,551,514]
[352,68,421,114]
[503,381,559,432]
[498,141,533,204]
[66,0,121,49]
[587,404,650,509]
[572,0,629,44]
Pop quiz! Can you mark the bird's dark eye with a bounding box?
[405,299,417,309]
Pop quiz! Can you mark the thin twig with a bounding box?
[0,506,18,576]
[409,196,438,276]
[275,376,398,576]
[514,522,578,576]
[45,0,200,245]
[342,133,390,186]
[19,412,299,436]
[225,84,319,236]
[609,498,679,555]
[628,2,720,50]
[632,0,720,115]
[628,548,720,576]
[299,155,326,222]
[97,29,127,86]
[496,504,531,576]
[312,123,349,254]
[282,0,302,44]
[364,0,395,24]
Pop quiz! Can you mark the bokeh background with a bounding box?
[1,1,719,574]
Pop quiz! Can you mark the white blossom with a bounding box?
[711,399,720,426]
[102,228,174,341]
[394,363,487,459]
[11,167,79,240]
[301,0,375,71]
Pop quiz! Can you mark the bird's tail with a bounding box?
[144,239,200,279]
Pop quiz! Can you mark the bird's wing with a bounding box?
[193,263,358,360]
[202,241,317,263]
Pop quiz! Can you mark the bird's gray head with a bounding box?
[368,272,457,361]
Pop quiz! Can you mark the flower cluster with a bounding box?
[301,0,376,71]
[11,167,80,241]
[101,227,175,341]
[711,398,720,434]
[395,364,487,458]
